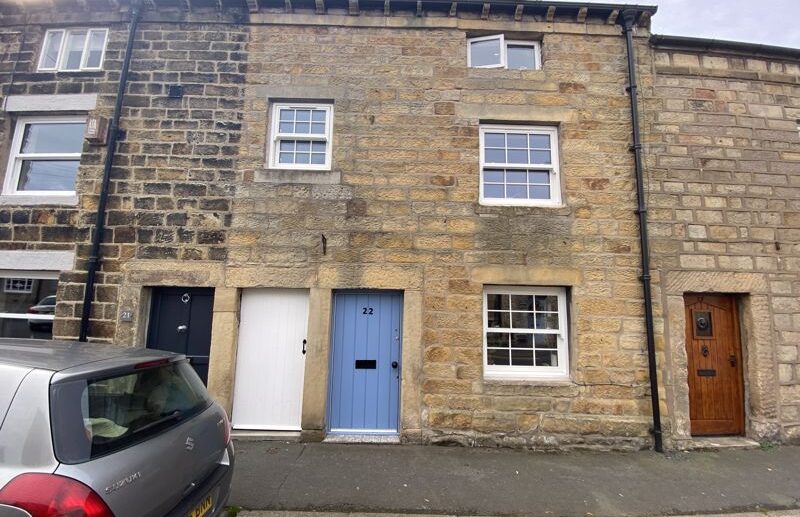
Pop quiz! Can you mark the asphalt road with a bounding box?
[229,441,800,516]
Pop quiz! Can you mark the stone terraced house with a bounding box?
[0,0,798,451]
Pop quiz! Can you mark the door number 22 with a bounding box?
[362,307,374,315]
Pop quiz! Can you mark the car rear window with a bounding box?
[50,361,211,464]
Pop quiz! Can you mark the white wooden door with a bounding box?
[231,288,309,431]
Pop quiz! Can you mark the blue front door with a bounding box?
[328,291,402,434]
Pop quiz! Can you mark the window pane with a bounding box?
[0,276,58,340]
[511,312,535,329]
[279,109,294,121]
[18,160,79,191]
[535,312,559,330]
[295,153,310,164]
[470,38,502,67]
[41,31,63,69]
[535,350,558,367]
[279,140,294,151]
[507,149,528,164]
[84,30,106,68]
[535,334,558,349]
[484,148,505,163]
[510,349,534,366]
[312,110,326,122]
[529,134,550,148]
[296,141,310,152]
[506,133,527,148]
[535,295,559,312]
[312,141,326,152]
[530,185,550,200]
[483,169,504,183]
[487,311,509,328]
[487,348,510,366]
[486,332,509,347]
[484,132,505,147]
[530,150,551,164]
[279,122,293,133]
[279,152,292,164]
[21,122,86,154]
[510,295,533,311]
[295,122,310,134]
[506,170,527,184]
[295,110,311,122]
[311,153,326,165]
[486,293,508,310]
[63,30,87,70]
[528,171,550,184]
[512,334,534,348]
[311,123,326,134]
[507,45,536,70]
[507,185,527,199]
[484,184,504,198]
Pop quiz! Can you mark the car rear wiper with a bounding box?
[132,409,184,435]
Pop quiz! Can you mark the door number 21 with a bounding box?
[362,307,374,315]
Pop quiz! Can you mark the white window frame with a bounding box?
[37,28,109,72]
[4,278,33,293]
[467,35,541,70]
[483,286,570,381]
[479,124,561,207]
[268,103,334,171]
[0,271,58,324]
[3,116,86,196]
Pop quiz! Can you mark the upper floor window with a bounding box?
[38,29,109,72]
[484,286,569,380]
[479,125,561,207]
[3,117,86,195]
[468,35,540,70]
[268,103,333,171]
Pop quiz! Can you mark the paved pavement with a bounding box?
[229,441,800,517]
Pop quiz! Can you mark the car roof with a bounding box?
[0,339,179,372]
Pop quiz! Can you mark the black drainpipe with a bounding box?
[620,9,663,453]
[79,0,143,342]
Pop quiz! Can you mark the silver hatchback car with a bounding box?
[0,339,234,517]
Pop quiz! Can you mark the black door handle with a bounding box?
[729,354,737,367]
[391,361,398,368]
[302,339,307,355]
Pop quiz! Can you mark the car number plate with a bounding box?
[187,495,214,517]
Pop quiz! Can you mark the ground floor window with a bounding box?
[483,285,569,380]
[0,273,58,339]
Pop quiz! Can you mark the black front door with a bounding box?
[146,287,214,384]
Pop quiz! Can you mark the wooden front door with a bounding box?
[684,294,745,436]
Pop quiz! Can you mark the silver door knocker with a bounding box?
[181,293,191,304]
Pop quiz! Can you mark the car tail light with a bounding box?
[27,307,41,314]
[222,410,232,445]
[0,473,115,517]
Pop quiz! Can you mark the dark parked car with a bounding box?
[0,339,234,517]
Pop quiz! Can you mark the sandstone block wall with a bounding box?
[644,45,800,444]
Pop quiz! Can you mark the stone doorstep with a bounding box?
[679,436,761,451]
[232,431,302,442]
[237,511,800,517]
[322,434,402,445]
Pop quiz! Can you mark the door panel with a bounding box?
[684,294,745,436]
[147,287,214,384]
[231,289,309,431]
[328,291,402,434]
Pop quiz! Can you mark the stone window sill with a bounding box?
[0,194,79,206]
[483,376,574,386]
[256,167,341,185]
